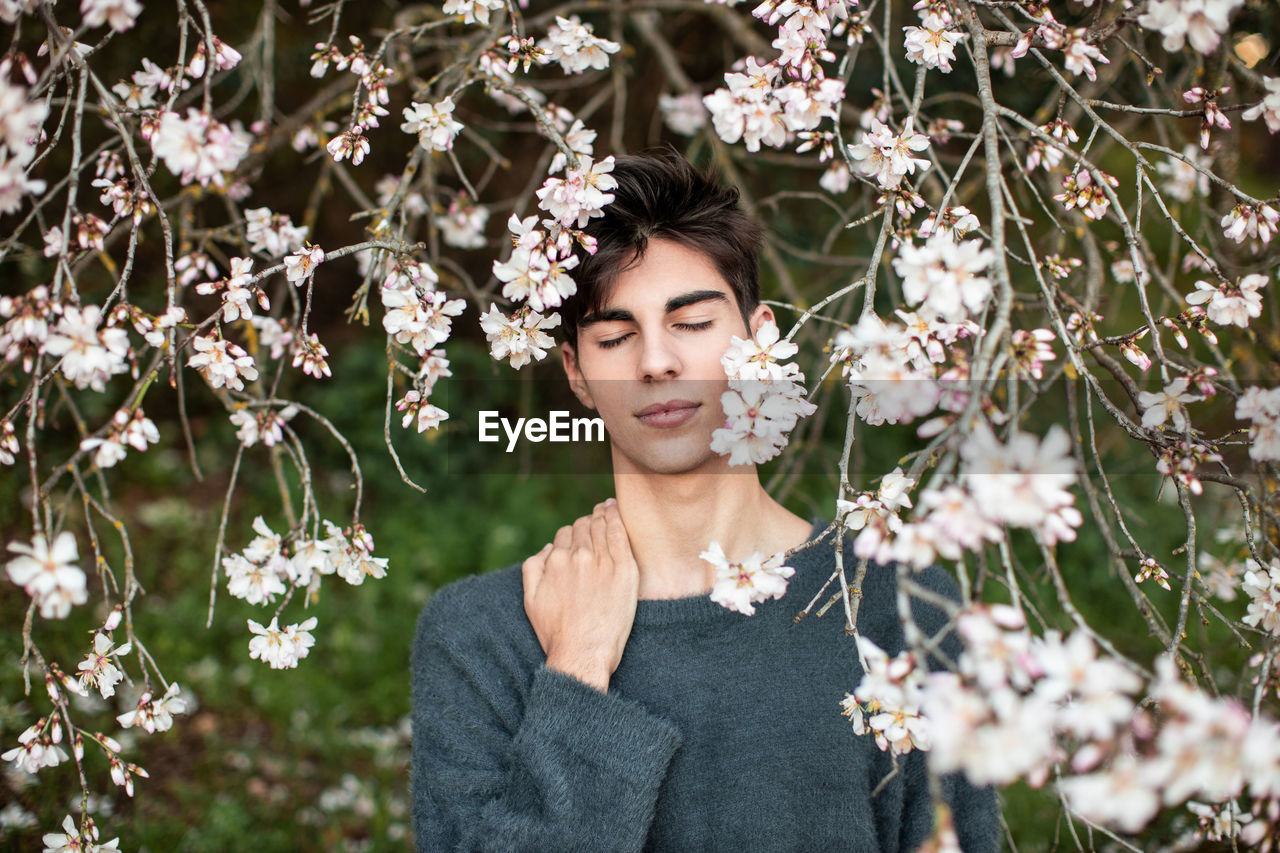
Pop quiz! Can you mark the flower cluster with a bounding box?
[79,408,159,468]
[1138,0,1244,54]
[482,151,617,369]
[1221,202,1279,246]
[220,517,388,667]
[117,682,188,733]
[0,58,49,213]
[701,541,796,616]
[1237,387,1280,462]
[842,635,930,755]
[76,631,132,698]
[1008,8,1108,81]
[848,118,931,189]
[400,97,464,152]
[187,333,259,392]
[710,321,816,466]
[2,716,70,775]
[40,813,121,852]
[903,13,963,73]
[1186,273,1267,328]
[542,15,620,74]
[703,1,849,153]
[1243,77,1280,133]
[248,616,319,670]
[830,312,976,428]
[150,108,251,188]
[245,208,308,257]
[892,231,994,322]
[1053,168,1119,220]
[480,304,561,369]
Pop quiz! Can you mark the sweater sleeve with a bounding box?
[410,581,683,852]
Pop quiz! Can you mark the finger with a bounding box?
[552,524,573,551]
[571,515,593,555]
[521,543,551,597]
[590,507,609,564]
[604,503,637,567]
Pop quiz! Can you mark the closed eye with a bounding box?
[597,321,711,349]
[597,333,633,350]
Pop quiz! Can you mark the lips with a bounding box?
[635,399,701,428]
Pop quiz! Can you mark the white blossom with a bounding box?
[0,65,48,165]
[1186,274,1266,328]
[702,541,795,616]
[845,635,930,755]
[150,108,250,187]
[710,379,815,466]
[284,245,325,284]
[542,16,620,74]
[43,304,130,392]
[0,150,46,213]
[80,0,140,31]
[247,616,318,669]
[187,335,259,391]
[245,208,308,257]
[1138,376,1201,432]
[76,632,132,699]
[117,681,187,733]
[2,724,69,775]
[1220,203,1278,245]
[1237,386,1280,462]
[960,422,1078,537]
[535,156,617,228]
[5,532,87,620]
[480,304,561,369]
[720,320,800,381]
[1243,560,1280,634]
[441,0,504,26]
[702,58,789,153]
[847,117,931,189]
[1138,0,1244,54]
[892,232,993,321]
[440,193,489,249]
[903,14,963,72]
[1242,77,1280,133]
[400,97,464,151]
[659,93,707,136]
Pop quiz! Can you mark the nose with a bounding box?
[637,330,682,382]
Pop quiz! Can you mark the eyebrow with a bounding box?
[580,290,730,328]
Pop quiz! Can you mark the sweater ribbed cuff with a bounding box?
[521,665,683,783]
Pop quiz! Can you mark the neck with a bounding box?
[611,461,810,600]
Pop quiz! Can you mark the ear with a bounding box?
[747,303,777,339]
[561,341,596,410]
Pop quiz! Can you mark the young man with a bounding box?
[411,154,999,851]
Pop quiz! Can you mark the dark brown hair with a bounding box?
[560,152,762,347]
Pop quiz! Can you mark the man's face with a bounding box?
[562,237,774,477]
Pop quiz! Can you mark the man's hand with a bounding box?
[521,499,639,694]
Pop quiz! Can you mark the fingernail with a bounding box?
[605,497,616,506]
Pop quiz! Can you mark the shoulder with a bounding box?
[412,563,536,667]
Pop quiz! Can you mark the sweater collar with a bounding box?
[631,518,835,627]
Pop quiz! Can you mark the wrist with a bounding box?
[545,650,613,693]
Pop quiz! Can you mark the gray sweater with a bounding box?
[410,520,1000,852]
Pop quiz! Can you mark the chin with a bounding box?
[611,437,735,477]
